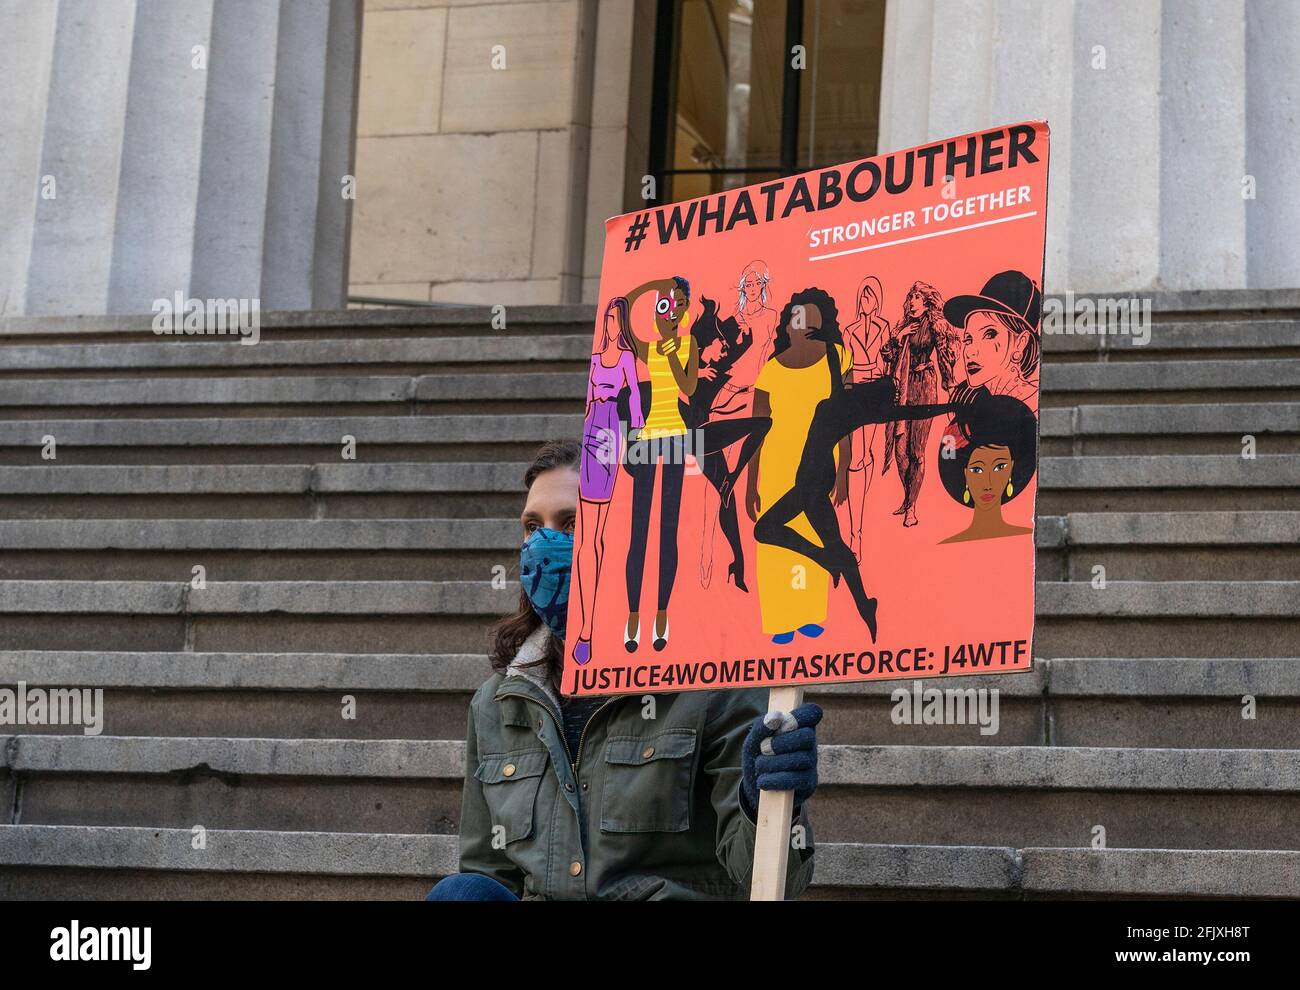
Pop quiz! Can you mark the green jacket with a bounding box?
[458,627,815,900]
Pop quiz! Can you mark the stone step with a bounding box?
[0,301,1292,358]
[0,339,1293,411]
[0,461,526,519]
[0,414,584,464]
[0,650,488,742]
[0,335,594,379]
[6,736,1300,850]
[0,517,515,581]
[7,407,1297,467]
[1036,455,1300,512]
[0,577,1294,656]
[2,824,1294,898]
[2,653,1296,750]
[1038,510,1300,581]
[814,745,1300,852]
[1040,403,1300,456]
[0,305,597,344]
[0,372,588,418]
[1039,358,1300,406]
[2,365,1295,426]
[818,657,1300,749]
[1042,317,1300,360]
[0,512,1293,582]
[0,456,1293,519]
[0,432,1291,511]
[0,735,461,837]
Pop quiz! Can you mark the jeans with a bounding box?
[424,873,519,901]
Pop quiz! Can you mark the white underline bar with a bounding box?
[808,210,1040,262]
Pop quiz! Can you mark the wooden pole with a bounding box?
[749,685,804,901]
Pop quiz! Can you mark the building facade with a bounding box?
[1,0,1296,316]
[349,0,1300,305]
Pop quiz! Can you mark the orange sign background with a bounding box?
[563,121,1049,696]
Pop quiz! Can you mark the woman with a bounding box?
[880,281,960,528]
[621,276,698,653]
[684,297,773,592]
[751,325,962,642]
[936,393,1037,544]
[942,270,1042,403]
[696,262,778,588]
[426,440,821,901]
[734,259,778,346]
[842,275,890,561]
[745,288,852,645]
[572,298,643,666]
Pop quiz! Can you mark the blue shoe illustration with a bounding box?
[772,631,795,645]
[797,623,824,638]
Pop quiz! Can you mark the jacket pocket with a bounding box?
[474,749,548,845]
[599,729,698,834]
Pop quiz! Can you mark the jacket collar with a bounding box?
[497,624,562,712]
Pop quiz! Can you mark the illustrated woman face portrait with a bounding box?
[904,286,925,320]
[653,283,689,337]
[601,306,620,351]
[861,281,881,318]
[963,443,1013,508]
[600,298,633,353]
[961,311,1028,390]
[936,393,1037,545]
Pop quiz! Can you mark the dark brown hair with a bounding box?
[487,439,581,679]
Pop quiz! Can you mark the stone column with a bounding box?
[877,0,1299,292]
[0,0,59,316]
[1245,0,1300,289]
[1069,0,1162,292]
[1158,0,1247,290]
[0,0,362,317]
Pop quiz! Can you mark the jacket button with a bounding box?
[569,861,583,877]
[642,746,655,759]
[565,782,575,792]
[502,764,516,777]
[537,720,544,732]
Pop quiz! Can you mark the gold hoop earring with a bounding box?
[963,488,971,504]
[1006,482,1013,497]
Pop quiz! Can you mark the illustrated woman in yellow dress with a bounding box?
[744,288,852,644]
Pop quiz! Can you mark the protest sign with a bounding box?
[568,119,1049,900]
[565,121,1049,706]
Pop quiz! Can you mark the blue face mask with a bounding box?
[519,528,573,638]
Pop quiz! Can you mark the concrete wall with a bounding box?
[348,0,655,306]
[356,0,1297,304]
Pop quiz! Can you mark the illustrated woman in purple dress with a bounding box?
[572,297,643,665]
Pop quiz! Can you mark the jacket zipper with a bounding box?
[571,698,617,777]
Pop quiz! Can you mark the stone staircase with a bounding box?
[0,293,1297,899]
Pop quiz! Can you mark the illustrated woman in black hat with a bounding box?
[943,270,1042,403]
[936,393,1037,544]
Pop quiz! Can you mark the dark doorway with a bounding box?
[647,0,887,206]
